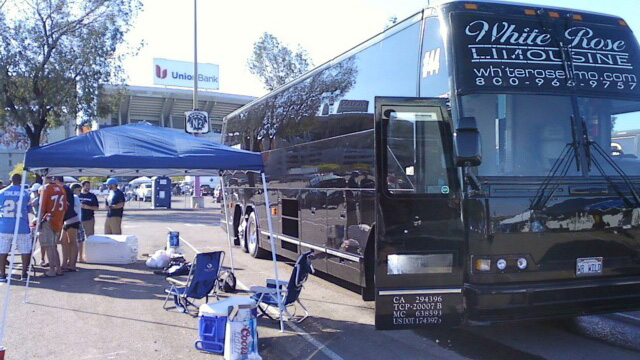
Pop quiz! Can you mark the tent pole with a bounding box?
[221,174,234,272]
[24,173,46,303]
[0,170,28,346]
[261,172,283,332]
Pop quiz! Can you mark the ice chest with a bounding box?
[85,235,138,264]
[196,297,257,354]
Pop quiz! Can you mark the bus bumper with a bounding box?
[464,277,640,321]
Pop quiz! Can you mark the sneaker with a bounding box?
[0,275,6,283]
[19,273,28,281]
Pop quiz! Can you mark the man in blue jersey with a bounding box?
[0,173,32,282]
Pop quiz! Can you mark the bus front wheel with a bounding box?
[246,211,269,259]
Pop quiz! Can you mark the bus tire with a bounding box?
[246,211,269,259]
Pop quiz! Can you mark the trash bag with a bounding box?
[146,249,171,269]
[218,271,237,293]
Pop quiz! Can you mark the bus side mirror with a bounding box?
[455,117,482,167]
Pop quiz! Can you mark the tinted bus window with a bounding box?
[420,16,449,97]
[273,21,422,147]
[384,106,453,195]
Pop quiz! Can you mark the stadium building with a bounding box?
[97,84,256,143]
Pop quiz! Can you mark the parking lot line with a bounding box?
[614,313,640,321]
[170,227,346,360]
[167,227,200,254]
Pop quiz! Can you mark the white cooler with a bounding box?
[85,235,139,264]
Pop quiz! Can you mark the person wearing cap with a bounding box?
[78,180,98,263]
[104,178,125,235]
[0,174,32,282]
[29,183,41,215]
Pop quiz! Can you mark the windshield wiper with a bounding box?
[530,138,579,211]
[581,117,640,208]
[530,113,583,211]
[536,10,577,87]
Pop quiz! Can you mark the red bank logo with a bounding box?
[155,65,168,79]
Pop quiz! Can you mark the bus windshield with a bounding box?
[461,94,640,177]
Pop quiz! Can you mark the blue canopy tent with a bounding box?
[0,124,286,347]
[23,123,264,176]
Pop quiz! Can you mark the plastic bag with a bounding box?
[224,307,261,360]
[145,250,171,268]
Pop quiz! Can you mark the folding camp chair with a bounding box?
[249,251,315,323]
[163,251,224,316]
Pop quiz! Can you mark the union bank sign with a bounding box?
[153,58,219,90]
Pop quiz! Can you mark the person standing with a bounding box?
[0,173,32,281]
[78,180,98,263]
[104,178,125,235]
[58,177,80,272]
[29,183,47,266]
[38,176,67,277]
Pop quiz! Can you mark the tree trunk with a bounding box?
[25,120,45,148]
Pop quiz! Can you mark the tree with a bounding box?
[247,32,314,91]
[78,176,107,185]
[9,163,36,183]
[0,0,142,148]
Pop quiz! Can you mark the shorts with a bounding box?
[63,222,80,231]
[82,218,95,237]
[38,222,59,247]
[77,223,86,243]
[0,233,33,254]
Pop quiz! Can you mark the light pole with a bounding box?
[191,0,203,206]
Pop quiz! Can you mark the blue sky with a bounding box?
[122,0,640,119]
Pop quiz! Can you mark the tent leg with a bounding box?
[221,175,234,273]
[261,172,283,332]
[24,177,45,304]
[0,170,28,346]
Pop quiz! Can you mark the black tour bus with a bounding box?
[221,0,640,329]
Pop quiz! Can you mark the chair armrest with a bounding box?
[249,286,278,294]
[266,279,289,288]
[166,277,187,286]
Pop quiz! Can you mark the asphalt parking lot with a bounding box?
[1,196,639,360]
[0,196,457,360]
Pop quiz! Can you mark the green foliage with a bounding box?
[78,176,107,185]
[9,163,36,182]
[247,32,314,91]
[0,0,142,147]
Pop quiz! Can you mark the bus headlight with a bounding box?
[517,258,528,270]
[496,259,507,270]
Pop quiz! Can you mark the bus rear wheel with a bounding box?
[246,212,269,259]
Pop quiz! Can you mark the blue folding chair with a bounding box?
[249,251,315,323]
[163,251,224,316]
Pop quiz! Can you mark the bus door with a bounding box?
[374,97,465,329]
